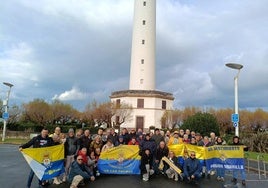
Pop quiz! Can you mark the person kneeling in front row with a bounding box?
[182,151,202,185]
[69,155,95,188]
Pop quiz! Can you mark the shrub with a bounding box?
[180,112,220,136]
[241,131,268,153]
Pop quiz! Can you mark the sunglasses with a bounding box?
[78,159,83,161]
[191,154,196,157]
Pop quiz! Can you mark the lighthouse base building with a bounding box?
[110,90,174,131]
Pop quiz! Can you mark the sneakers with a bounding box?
[217,176,224,181]
[62,175,67,182]
[149,169,154,175]
[142,173,149,181]
[210,170,216,176]
[78,181,85,186]
[142,177,148,181]
[231,178,237,183]
[53,177,62,185]
[179,173,183,181]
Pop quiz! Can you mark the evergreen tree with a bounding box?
[181,112,220,136]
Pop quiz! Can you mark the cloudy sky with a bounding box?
[1,0,268,111]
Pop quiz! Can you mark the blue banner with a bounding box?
[206,158,245,171]
[97,145,141,175]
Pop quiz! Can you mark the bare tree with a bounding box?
[111,102,133,128]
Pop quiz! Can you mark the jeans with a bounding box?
[233,169,246,180]
[27,169,34,188]
[65,155,75,177]
[153,160,160,174]
[27,169,42,188]
[216,168,225,178]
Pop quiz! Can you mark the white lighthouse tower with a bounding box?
[110,0,174,131]
[129,0,156,90]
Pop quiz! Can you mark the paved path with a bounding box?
[0,144,267,188]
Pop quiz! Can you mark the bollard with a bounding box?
[257,155,261,179]
[244,152,250,173]
[260,155,266,179]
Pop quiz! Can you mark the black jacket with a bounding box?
[20,135,54,148]
[155,146,169,161]
[64,136,79,157]
[140,151,154,173]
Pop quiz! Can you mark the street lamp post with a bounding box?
[2,82,14,142]
[225,63,243,137]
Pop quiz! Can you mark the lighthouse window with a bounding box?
[143,1,146,6]
[162,100,167,109]
[140,79,144,84]
[137,99,144,108]
[141,59,144,64]
[116,99,120,108]
[142,39,145,44]
[142,20,146,25]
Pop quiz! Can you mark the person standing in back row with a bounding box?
[50,126,63,185]
[64,128,80,182]
[151,128,164,146]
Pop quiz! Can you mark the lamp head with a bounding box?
[3,82,14,88]
[225,63,243,70]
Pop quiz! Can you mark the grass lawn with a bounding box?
[0,138,30,145]
[245,151,268,162]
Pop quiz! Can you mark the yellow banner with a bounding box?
[206,145,244,159]
[100,145,141,160]
[22,144,64,163]
[185,144,206,160]
[168,144,185,157]
[168,144,244,159]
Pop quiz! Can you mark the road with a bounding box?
[0,144,267,188]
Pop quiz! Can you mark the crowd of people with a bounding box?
[19,126,247,188]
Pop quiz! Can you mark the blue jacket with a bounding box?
[183,158,202,177]
[140,138,156,154]
[68,161,90,182]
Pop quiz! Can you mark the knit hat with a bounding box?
[68,128,74,133]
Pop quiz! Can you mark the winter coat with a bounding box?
[140,151,154,174]
[64,136,79,157]
[68,161,90,182]
[155,146,169,161]
[183,158,202,178]
[139,138,156,154]
[20,135,54,148]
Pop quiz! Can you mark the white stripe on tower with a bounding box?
[129,0,156,90]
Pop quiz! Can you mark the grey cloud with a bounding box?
[1,0,268,111]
